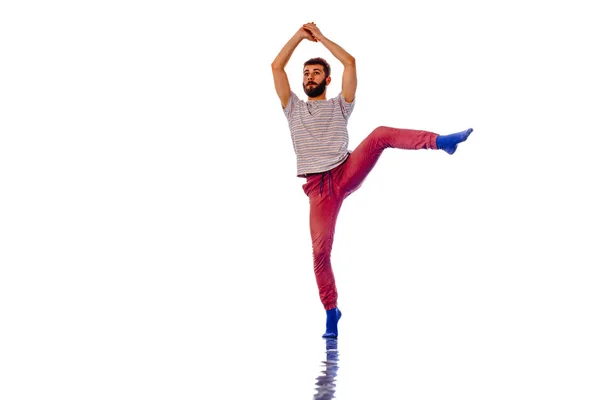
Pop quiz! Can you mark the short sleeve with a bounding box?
[283,92,300,118]
[337,92,355,120]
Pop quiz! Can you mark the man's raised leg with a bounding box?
[339,126,438,195]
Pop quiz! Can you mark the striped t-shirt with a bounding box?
[283,91,355,177]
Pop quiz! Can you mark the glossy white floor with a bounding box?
[3,250,599,400]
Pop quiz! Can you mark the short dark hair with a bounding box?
[303,57,331,78]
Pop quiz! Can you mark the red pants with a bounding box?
[302,126,438,310]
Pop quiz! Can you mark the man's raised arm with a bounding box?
[271,26,317,108]
[302,23,357,104]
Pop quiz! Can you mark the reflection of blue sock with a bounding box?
[322,307,342,338]
[436,128,473,155]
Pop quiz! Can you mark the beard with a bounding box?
[303,79,327,98]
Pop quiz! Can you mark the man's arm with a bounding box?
[302,23,357,103]
[271,26,317,108]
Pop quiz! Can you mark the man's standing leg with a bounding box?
[304,175,344,338]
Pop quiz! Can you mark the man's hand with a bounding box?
[302,22,325,42]
[298,23,318,42]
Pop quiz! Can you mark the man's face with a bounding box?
[303,65,329,97]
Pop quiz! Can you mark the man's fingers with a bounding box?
[303,23,321,38]
[301,23,320,41]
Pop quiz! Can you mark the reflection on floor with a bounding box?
[313,338,339,400]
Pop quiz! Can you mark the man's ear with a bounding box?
[326,76,331,86]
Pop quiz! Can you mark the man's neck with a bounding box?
[307,92,327,101]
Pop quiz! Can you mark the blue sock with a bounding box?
[322,307,342,338]
[436,128,473,155]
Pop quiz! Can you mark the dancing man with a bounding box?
[271,22,472,338]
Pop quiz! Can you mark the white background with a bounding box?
[1,1,599,399]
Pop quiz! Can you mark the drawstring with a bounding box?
[318,171,333,198]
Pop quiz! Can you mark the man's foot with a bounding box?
[436,128,473,155]
[322,307,342,338]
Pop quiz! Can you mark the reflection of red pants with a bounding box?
[302,127,438,310]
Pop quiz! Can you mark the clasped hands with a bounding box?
[299,22,324,42]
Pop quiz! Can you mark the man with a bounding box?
[271,22,472,339]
